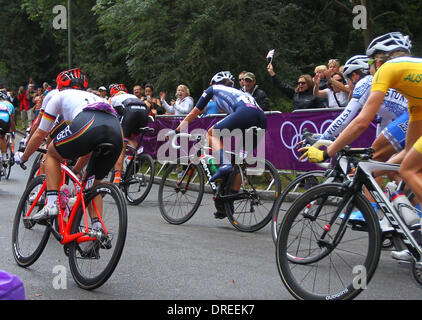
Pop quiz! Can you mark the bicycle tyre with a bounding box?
[68,183,127,290]
[224,158,281,232]
[12,175,50,267]
[5,143,13,179]
[276,183,381,300]
[26,152,43,186]
[123,153,155,205]
[271,170,327,244]
[158,162,204,224]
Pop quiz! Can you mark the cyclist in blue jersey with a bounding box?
[169,71,267,180]
[167,71,267,218]
[0,91,16,170]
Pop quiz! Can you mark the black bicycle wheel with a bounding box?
[123,153,155,205]
[224,158,281,232]
[26,152,43,186]
[158,162,204,224]
[276,183,381,300]
[271,170,327,244]
[5,143,13,179]
[68,183,127,290]
[12,175,50,267]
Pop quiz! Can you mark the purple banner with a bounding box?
[139,111,376,171]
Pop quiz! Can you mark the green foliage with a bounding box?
[0,0,421,112]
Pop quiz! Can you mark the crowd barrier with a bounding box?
[139,109,376,171]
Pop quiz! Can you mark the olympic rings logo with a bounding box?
[280,120,333,160]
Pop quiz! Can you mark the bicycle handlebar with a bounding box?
[171,133,204,149]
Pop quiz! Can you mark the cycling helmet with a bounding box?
[366,32,412,57]
[210,71,235,86]
[342,55,370,78]
[109,83,127,97]
[0,91,7,100]
[56,68,88,91]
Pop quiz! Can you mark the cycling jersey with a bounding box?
[195,85,263,113]
[0,100,14,134]
[39,89,103,133]
[371,56,422,121]
[110,93,149,139]
[321,75,408,140]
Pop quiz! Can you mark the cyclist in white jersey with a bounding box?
[320,55,409,161]
[15,68,123,223]
[108,83,149,184]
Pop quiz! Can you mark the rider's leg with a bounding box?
[113,139,127,184]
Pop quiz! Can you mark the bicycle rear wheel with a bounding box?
[68,183,127,290]
[4,143,13,179]
[224,158,281,232]
[276,183,381,300]
[123,153,155,205]
[271,170,327,244]
[12,175,50,267]
[158,162,204,224]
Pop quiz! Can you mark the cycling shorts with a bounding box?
[53,110,123,180]
[49,114,68,140]
[213,102,267,150]
[381,112,409,152]
[0,119,11,136]
[120,104,149,139]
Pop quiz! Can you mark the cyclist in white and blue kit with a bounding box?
[170,71,266,181]
[167,71,267,218]
[320,54,409,162]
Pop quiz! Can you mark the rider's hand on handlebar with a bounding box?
[14,152,26,165]
[298,146,329,163]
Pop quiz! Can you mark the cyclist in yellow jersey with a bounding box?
[300,32,422,260]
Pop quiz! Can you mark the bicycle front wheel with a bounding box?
[12,175,50,267]
[271,170,327,244]
[225,158,281,232]
[276,183,381,300]
[68,183,127,290]
[123,153,155,205]
[158,162,204,224]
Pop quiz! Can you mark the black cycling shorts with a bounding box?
[49,114,68,140]
[120,103,149,139]
[53,110,123,180]
[0,119,11,136]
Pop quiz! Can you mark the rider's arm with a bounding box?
[176,107,202,132]
[320,98,363,140]
[176,88,213,131]
[325,90,385,158]
[21,127,49,162]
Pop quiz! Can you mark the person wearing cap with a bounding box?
[241,72,270,111]
[98,86,108,101]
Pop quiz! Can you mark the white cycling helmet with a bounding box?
[342,55,370,78]
[210,71,234,86]
[366,32,412,57]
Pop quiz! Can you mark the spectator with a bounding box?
[313,72,349,108]
[160,84,194,115]
[32,87,44,118]
[238,70,247,89]
[144,83,165,117]
[327,58,341,74]
[241,72,270,111]
[98,86,108,101]
[314,65,329,90]
[17,86,29,128]
[267,63,324,110]
[27,84,36,123]
[8,90,19,112]
[133,85,144,99]
[26,77,38,90]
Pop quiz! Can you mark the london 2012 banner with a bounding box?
[139,110,376,171]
